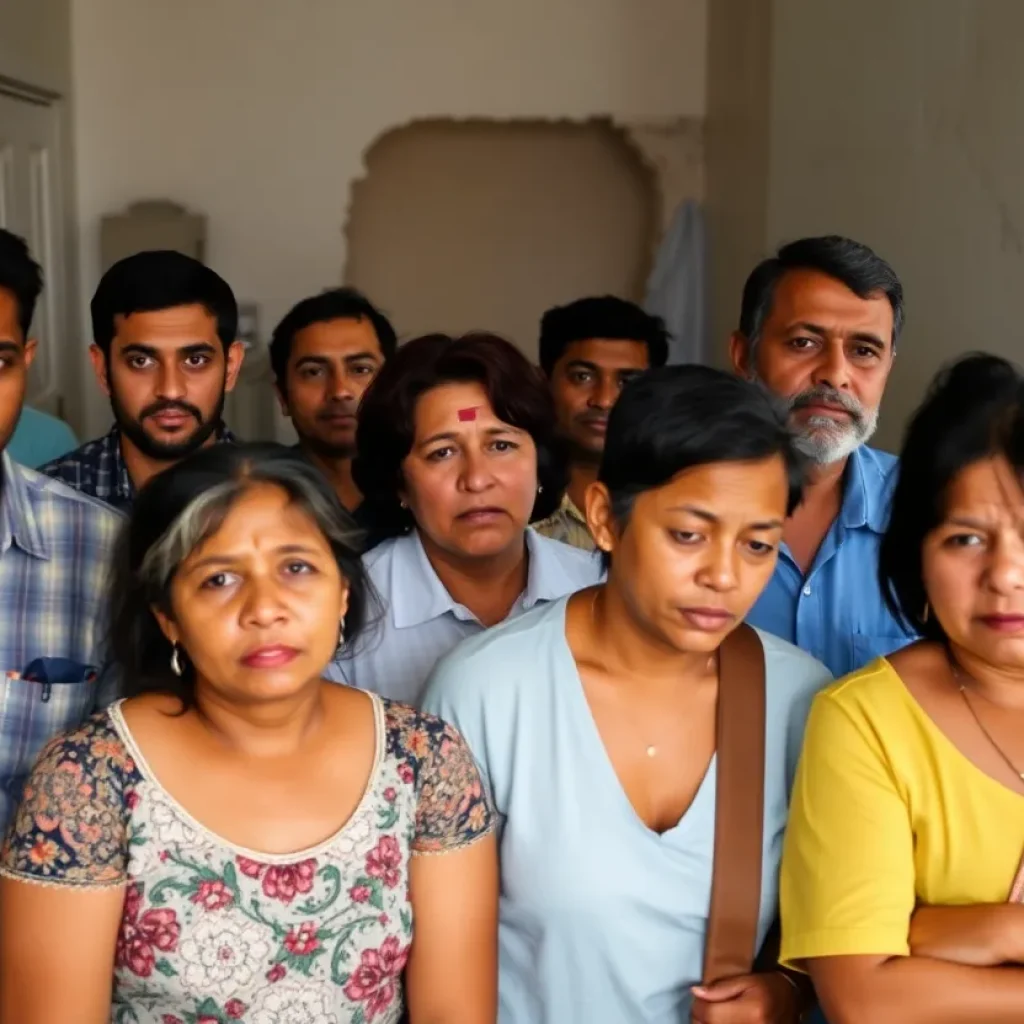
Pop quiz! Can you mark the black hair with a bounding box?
[0,228,43,339]
[269,287,398,393]
[91,250,238,356]
[600,365,808,530]
[880,353,1024,641]
[110,442,370,709]
[354,332,568,545]
[739,235,904,346]
[538,295,670,376]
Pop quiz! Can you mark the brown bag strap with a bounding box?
[701,622,767,985]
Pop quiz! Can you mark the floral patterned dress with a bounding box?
[0,695,494,1024]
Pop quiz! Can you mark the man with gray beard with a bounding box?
[729,235,916,677]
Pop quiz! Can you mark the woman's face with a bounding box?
[923,456,1024,670]
[590,456,788,654]
[400,380,539,561]
[155,482,349,704]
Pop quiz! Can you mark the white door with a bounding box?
[0,88,65,416]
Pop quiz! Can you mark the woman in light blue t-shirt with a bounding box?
[423,366,832,1024]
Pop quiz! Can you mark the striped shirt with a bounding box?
[40,423,238,511]
[0,452,124,828]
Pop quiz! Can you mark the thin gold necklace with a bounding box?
[951,661,1024,782]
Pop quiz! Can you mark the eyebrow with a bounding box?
[788,322,887,348]
[667,504,784,531]
[565,359,644,375]
[184,543,322,575]
[121,342,218,358]
[295,351,380,367]
[418,425,524,448]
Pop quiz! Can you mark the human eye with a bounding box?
[426,446,455,462]
[669,530,703,546]
[787,336,817,351]
[489,439,520,453]
[746,539,776,556]
[299,365,324,379]
[352,363,376,376]
[944,532,984,549]
[200,571,239,590]
[569,370,594,384]
[126,354,155,370]
[283,560,316,576]
[184,353,212,368]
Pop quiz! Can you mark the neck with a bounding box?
[119,427,219,492]
[587,584,717,687]
[420,530,529,627]
[804,455,849,499]
[567,461,599,513]
[304,448,361,510]
[950,643,1024,711]
[193,680,325,759]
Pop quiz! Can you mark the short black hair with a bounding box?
[538,295,670,376]
[880,353,1024,641]
[0,228,43,339]
[110,443,371,709]
[91,250,238,356]
[600,365,808,527]
[269,287,398,393]
[739,235,904,346]
[354,332,568,545]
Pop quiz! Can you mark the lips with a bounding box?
[679,607,737,632]
[240,645,300,668]
[978,615,1024,634]
[150,411,193,428]
[457,507,507,523]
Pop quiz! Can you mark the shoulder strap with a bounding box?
[701,622,767,985]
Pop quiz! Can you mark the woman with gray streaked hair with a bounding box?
[0,443,498,1024]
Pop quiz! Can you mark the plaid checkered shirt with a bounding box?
[0,451,124,828]
[40,423,239,511]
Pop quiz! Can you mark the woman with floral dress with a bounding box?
[0,444,497,1024]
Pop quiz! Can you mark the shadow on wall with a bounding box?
[343,118,658,361]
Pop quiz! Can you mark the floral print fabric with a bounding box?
[0,696,493,1024]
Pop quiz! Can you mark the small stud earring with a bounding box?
[922,602,930,624]
[170,644,183,677]
[537,484,544,494]
[399,500,408,509]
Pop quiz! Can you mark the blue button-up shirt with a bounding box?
[746,446,916,679]
[327,528,604,705]
[0,452,124,828]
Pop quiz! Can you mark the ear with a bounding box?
[224,341,246,392]
[729,331,754,379]
[338,580,351,632]
[584,481,618,557]
[151,605,179,648]
[22,337,38,369]
[274,381,290,417]
[88,344,112,397]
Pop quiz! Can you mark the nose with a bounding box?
[459,444,496,494]
[810,342,852,392]
[588,373,619,411]
[695,537,740,593]
[241,573,288,628]
[985,533,1024,595]
[328,369,356,402]
[155,359,187,400]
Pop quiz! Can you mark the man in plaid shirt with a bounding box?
[41,250,245,510]
[0,230,123,829]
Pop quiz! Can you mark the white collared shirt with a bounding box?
[326,528,604,705]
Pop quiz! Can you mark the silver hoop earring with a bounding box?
[170,644,183,677]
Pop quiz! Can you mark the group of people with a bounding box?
[0,224,1022,1024]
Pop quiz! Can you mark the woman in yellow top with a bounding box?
[781,352,1024,1024]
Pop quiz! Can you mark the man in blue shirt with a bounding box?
[731,235,916,677]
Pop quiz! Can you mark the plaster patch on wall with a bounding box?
[339,115,705,282]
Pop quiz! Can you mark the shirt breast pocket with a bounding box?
[0,659,97,817]
[849,633,910,672]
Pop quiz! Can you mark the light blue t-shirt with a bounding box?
[422,597,832,1024]
[7,406,78,469]
[328,528,604,705]
[746,445,916,678]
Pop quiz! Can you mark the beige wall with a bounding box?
[70,0,707,437]
[345,120,658,361]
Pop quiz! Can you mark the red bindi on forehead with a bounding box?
[457,407,479,422]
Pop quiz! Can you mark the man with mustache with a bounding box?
[533,295,669,550]
[41,251,244,510]
[270,287,396,514]
[730,235,917,676]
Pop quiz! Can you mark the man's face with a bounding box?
[89,303,244,461]
[549,338,650,461]
[278,317,385,458]
[730,269,896,465]
[0,288,36,454]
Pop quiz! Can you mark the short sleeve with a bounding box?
[392,706,494,855]
[780,690,915,964]
[0,717,131,887]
